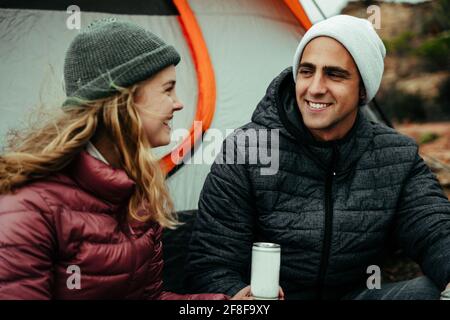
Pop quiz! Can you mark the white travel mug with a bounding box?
[250,242,281,300]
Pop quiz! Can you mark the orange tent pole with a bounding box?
[160,0,216,174]
[283,0,313,30]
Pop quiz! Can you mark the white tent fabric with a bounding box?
[0,0,306,212]
[0,8,197,151]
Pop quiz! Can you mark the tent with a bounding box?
[0,0,388,292]
[0,0,313,209]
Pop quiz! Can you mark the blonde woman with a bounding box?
[0,19,251,300]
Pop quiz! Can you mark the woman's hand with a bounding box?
[231,285,253,300]
[230,286,285,300]
[278,287,285,300]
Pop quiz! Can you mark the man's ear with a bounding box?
[359,84,367,106]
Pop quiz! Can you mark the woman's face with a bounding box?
[134,65,184,147]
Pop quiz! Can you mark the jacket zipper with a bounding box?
[317,145,338,299]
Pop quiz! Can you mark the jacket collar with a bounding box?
[68,151,135,207]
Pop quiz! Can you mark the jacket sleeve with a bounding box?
[144,223,229,300]
[395,149,450,290]
[185,135,256,296]
[0,190,55,299]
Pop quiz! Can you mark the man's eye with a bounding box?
[299,69,313,76]
[328,72,343,78]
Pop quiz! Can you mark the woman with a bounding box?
[0,19,251,300]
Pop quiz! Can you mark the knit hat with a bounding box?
[63,18,180,107]
[292,15,386,104]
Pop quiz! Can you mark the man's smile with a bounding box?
[305,99,333,112]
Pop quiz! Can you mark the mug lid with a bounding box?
[253,242,280,249]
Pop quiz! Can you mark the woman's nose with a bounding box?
[173,99,184,111]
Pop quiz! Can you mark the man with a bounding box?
[186,15,450,300]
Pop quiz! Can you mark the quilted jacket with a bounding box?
[0,151,227,300]
[186,67,450,300]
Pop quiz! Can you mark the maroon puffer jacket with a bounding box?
[0,151,228,300]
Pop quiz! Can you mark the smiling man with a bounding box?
[186,15,450,300]
[295,36,362,142]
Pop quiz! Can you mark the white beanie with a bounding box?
[292,15,386,104]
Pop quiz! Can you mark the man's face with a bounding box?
[295,36,362,141]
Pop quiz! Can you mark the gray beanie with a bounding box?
[63,19,180,107]
[292,15,386,104]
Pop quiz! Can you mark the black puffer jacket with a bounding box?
[186,67,450,299]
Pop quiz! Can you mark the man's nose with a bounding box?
[308,73,327,96]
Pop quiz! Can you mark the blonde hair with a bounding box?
[0,86,178,228]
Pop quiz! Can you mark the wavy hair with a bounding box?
[0,86,177,228]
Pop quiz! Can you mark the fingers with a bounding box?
[240,285,252,296]
[232,285,285,300]
[231,285,252,300]
[278,287,285,300]
[235,296,254,300]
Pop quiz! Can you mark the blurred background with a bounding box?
[340,0,450,201]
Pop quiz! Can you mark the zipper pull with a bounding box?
[330,144,339,176]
